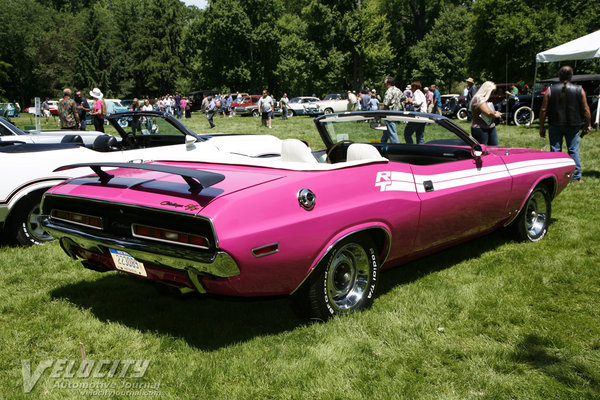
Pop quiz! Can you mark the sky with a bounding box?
[181,0,208,9]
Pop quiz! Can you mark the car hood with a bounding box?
[51,161,285,215]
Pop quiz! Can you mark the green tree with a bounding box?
[409,4,472,91]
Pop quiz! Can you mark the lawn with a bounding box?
[2,112,599,399]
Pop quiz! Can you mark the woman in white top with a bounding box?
[470,81,502,145]
[403,81,427,144]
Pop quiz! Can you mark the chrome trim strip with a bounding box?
[251,242,279,258]
[42,217,239,279]
[131,223,210,250]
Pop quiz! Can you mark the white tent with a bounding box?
[536,30,600,63]
[533,30,600,126]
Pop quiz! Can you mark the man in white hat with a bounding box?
[89,88,106,132]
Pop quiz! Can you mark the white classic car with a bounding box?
[0,111,282,246]
[0,116,105,145]
[312,93,350,114]
[287,96,320,116]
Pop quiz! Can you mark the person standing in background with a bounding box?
[280,93,289,120]
[89,88,106,133]
[431,84,442,115]
[73,90,90,130]
[57,88,80,130]
[539,65,591,183]
[381,76,403,143]
[257,89,274,128]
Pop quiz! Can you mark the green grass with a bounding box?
[2,113,599,399]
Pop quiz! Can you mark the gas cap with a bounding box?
[297,188,316,210]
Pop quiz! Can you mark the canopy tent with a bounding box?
[532,30,600,126]
[536,30,600,63]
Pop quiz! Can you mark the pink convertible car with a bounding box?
[41,111,575,320]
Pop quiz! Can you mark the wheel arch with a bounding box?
[2,179,66,224]
[503,176,556,228]
[290,224,391,294]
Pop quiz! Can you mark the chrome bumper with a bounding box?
[42,216,240,292]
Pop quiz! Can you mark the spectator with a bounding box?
[226,94,233,117]
[404,81,427,144]
[538,65,591,183]
[381,76,403,143]
[89,88,106,133]
[57,88,80,130]
[206,96,216,129]
[347,90,358,111]
[431,84,442,115]
[257,89,274,128]
[174,93,181,118]
[41,98,51,124]
[181,97,190,118]
[360,89,371,111]
[402,85,413,110]
[465,78,478,121]
[424,87,433,113]
[73,90,90,130]
[369,90,379,110]
[280,92,290,120]
[130,98,141,134]
[470,81,503,145]
[14,101,20,117]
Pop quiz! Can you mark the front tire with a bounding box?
[12,192,54,246]
[513,106,534,126]
[324,108,334,115]
[509,185,551,242]
[457,107,468,120]
[292,234,379,320]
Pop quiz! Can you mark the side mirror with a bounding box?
[472,144,485,158]
[186,135,197,148]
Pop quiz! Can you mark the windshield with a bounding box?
[0,116,26,136]
[317,113,472,147]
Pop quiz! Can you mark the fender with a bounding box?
[0,177,69,224]
[502,174,557,228]
[290,222,391,294]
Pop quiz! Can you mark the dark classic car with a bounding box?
[41,111,575,320]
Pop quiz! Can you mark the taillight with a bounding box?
[131,224,209,249]
[51,209,103,229]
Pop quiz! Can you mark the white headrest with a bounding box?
[346,143,384,162]
[281,139,318,163]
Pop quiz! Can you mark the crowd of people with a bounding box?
[49,67,591,183]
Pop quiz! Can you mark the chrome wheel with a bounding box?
[524,190,548,239]
[291,234,379,320]
[25,202,52,242]
[326,243,371,311]
[457,107,468,120]
[508,185,551,242]
[14,193,54,246]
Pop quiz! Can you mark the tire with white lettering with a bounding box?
[509,185,551,242]
[12,192,54,246]
[292,234,379,320]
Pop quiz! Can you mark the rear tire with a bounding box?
[12,192,54,246]
[291,234,379,320]
[324,108,334,114]
[508,185,551,242]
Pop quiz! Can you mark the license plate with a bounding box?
[109,249,147,277]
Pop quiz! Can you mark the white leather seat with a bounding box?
[281,139,318,163]
[346,143,384,162]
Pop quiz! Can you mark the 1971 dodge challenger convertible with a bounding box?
[1,111,281,246]
[41,111,575,319]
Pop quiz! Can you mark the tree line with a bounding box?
[0,0,598,106]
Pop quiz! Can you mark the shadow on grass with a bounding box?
[582,170,600,179]
[377,231,510,296]
[51,274,305,352]
[511,334,599,389]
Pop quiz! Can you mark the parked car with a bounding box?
[287,96,320,116]
[0,103,16,117]
[311,93,349,114]
[440,94,467,120]
[40,110,575,320]
[25,100,59,116]
[0,116,105,145]
[0,111,282,246]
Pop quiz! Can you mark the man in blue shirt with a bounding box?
[431,84,442,115]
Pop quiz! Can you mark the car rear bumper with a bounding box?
[42,216,240,293]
